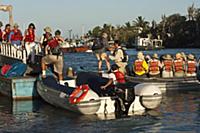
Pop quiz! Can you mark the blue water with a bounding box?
[0,48,200,133]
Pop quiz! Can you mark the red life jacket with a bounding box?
[114,71,125,83]
[149,60,160,73]
[174,59,184,72]
[187,61,196,74]
[24,29,35,42]
[3,29,11,41]
[163,60,173,72]
[134,60,144,72]
[0,29,2,41]
[48,38,59,48]
[10,29,23,41]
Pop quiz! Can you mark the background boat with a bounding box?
[134,37,164,50]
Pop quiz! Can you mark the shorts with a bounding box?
[42,54,63,74]
[95,52,108,61]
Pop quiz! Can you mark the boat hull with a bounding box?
[61,46,89,53]
[0,76,37,100]
[126,76,200,92]
[37,81,101,115]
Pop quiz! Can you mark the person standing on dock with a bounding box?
[8,23,23,48]
[109,40,128,74]
[40,26,52,55]
[41,28,63,82]
[2,23,11,42]
[92,32,110,72]
[24,23,36,64]
[0,21,3,42]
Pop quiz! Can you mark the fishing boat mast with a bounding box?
[0,1,14,26]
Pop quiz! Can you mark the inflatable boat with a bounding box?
[37,72,162,115]
[125,75,200,92]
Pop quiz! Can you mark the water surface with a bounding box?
[0,48,200,133]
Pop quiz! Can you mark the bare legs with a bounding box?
[97,54,110,72]
[41,59,63,82]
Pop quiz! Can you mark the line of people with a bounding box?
[0,22,36,63]
[0,21,65,83]
[132,52,197,78]
[91,33,198,91]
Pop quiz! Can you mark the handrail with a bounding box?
[0,42,41,64]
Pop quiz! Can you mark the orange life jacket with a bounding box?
[114,71,125,83]
[163,60,173,72]
[24,29,35,42]
[187,61,196,74]
[149,60,160,73]
[134,60,144,72]
[10,29,23,41]
[174,60,184,72]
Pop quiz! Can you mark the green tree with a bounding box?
[133,16,150,37]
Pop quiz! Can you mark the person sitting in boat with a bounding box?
[0,21,3,42]
[145,54,151,63]
[181,52,187,62]
[40,26,53,55]
[173,53,185,77]
[23,23,36,64]
[100,64,125,94]
[109,40,128,74]
[8,23,23,48]
[41,28,63,83]
[133,52,148,77]
[161,54,174,78]
[148,53,161,78]
[2,24,11,42]
[185,54,197,77]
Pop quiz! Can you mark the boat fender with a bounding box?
[69,84,89,104]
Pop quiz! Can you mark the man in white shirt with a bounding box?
[109,40,128,74]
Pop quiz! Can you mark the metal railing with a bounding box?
[0,42,41,64]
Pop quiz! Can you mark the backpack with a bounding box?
[114,48,129,62]
[91,38,104,51]
[48,39,62,55]
[121,48,129,62]
[51,45,62,55]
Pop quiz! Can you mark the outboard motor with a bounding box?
[129,83,162,113]
[114,83,136,115]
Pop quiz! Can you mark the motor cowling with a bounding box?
[134,83,162,109]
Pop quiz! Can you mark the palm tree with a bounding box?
[133,16,150,37]
[187,4,196,21]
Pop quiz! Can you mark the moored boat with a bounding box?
[61,45,89,53]
[125,75,200,92]
[37,73,162,115]
[0,75,37,100]
[37,76,101,115]
[135,37,164,51]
